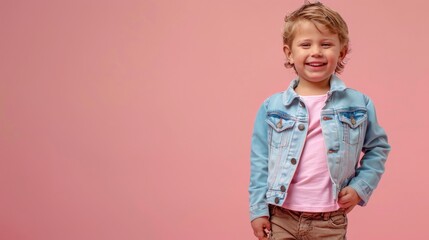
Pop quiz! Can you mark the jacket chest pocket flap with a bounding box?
[338,110,367,145]
[266,114,295,148]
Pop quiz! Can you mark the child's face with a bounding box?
[284,20,346,85]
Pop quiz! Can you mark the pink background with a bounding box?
[0,0,427,239]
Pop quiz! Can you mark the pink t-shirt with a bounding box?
[283,94,340,212]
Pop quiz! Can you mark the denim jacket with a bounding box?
[249,75,390,221]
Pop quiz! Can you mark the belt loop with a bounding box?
[322,212,331,221]
[269,205,277,216]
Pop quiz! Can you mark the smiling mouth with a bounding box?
[306,62,327,67]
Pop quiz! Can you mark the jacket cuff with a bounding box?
[250,203,270,222]
[348,178,373,206]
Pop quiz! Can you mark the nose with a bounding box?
[310,45,322,57]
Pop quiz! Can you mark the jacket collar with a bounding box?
[282,74,347,106]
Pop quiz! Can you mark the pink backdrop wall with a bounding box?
[1,0,427,239]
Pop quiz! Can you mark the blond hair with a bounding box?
[283,2,350,73]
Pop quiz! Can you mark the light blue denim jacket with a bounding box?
[249,75,390,221]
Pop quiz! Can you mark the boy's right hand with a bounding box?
[251,217,271,240]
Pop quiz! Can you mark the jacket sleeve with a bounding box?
[348,96,391,205]
[249,101,270,221]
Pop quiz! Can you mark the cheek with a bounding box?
[289,51,304,63]
[328,53,342,63]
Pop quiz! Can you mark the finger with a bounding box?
[339,202,352,209]
[345,205,355,214]
[264,228,271,236]
[338,195,351,204]
[255,227,268,239]
[339,187,350,196]
[254,229,263,237]
[265,222,271,231]
[260,223,270,240]
[339,196,355,207]
[339,195,352,204]
[338,202,348,209]
[339,189,355,201]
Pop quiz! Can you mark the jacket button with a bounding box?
[291,158,297,165]
[275,197,280,204]
[351,116,356,125]
[280,185,286,192]
[298,124,305,131]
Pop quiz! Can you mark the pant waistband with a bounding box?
[269,205,345,221]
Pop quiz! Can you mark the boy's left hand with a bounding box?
[338,186,361,213]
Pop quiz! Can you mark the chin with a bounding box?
[301,74,331,83]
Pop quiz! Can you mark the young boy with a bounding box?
[249,3,390,239]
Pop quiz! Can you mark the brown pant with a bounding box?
[269,205,347,240]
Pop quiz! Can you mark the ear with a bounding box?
[339,45,348,61]
[283,45,294,64]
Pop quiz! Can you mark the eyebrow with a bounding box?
[296,38,337,43]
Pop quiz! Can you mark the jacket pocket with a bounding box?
[338,109,367,145]
[266,112,295,148]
